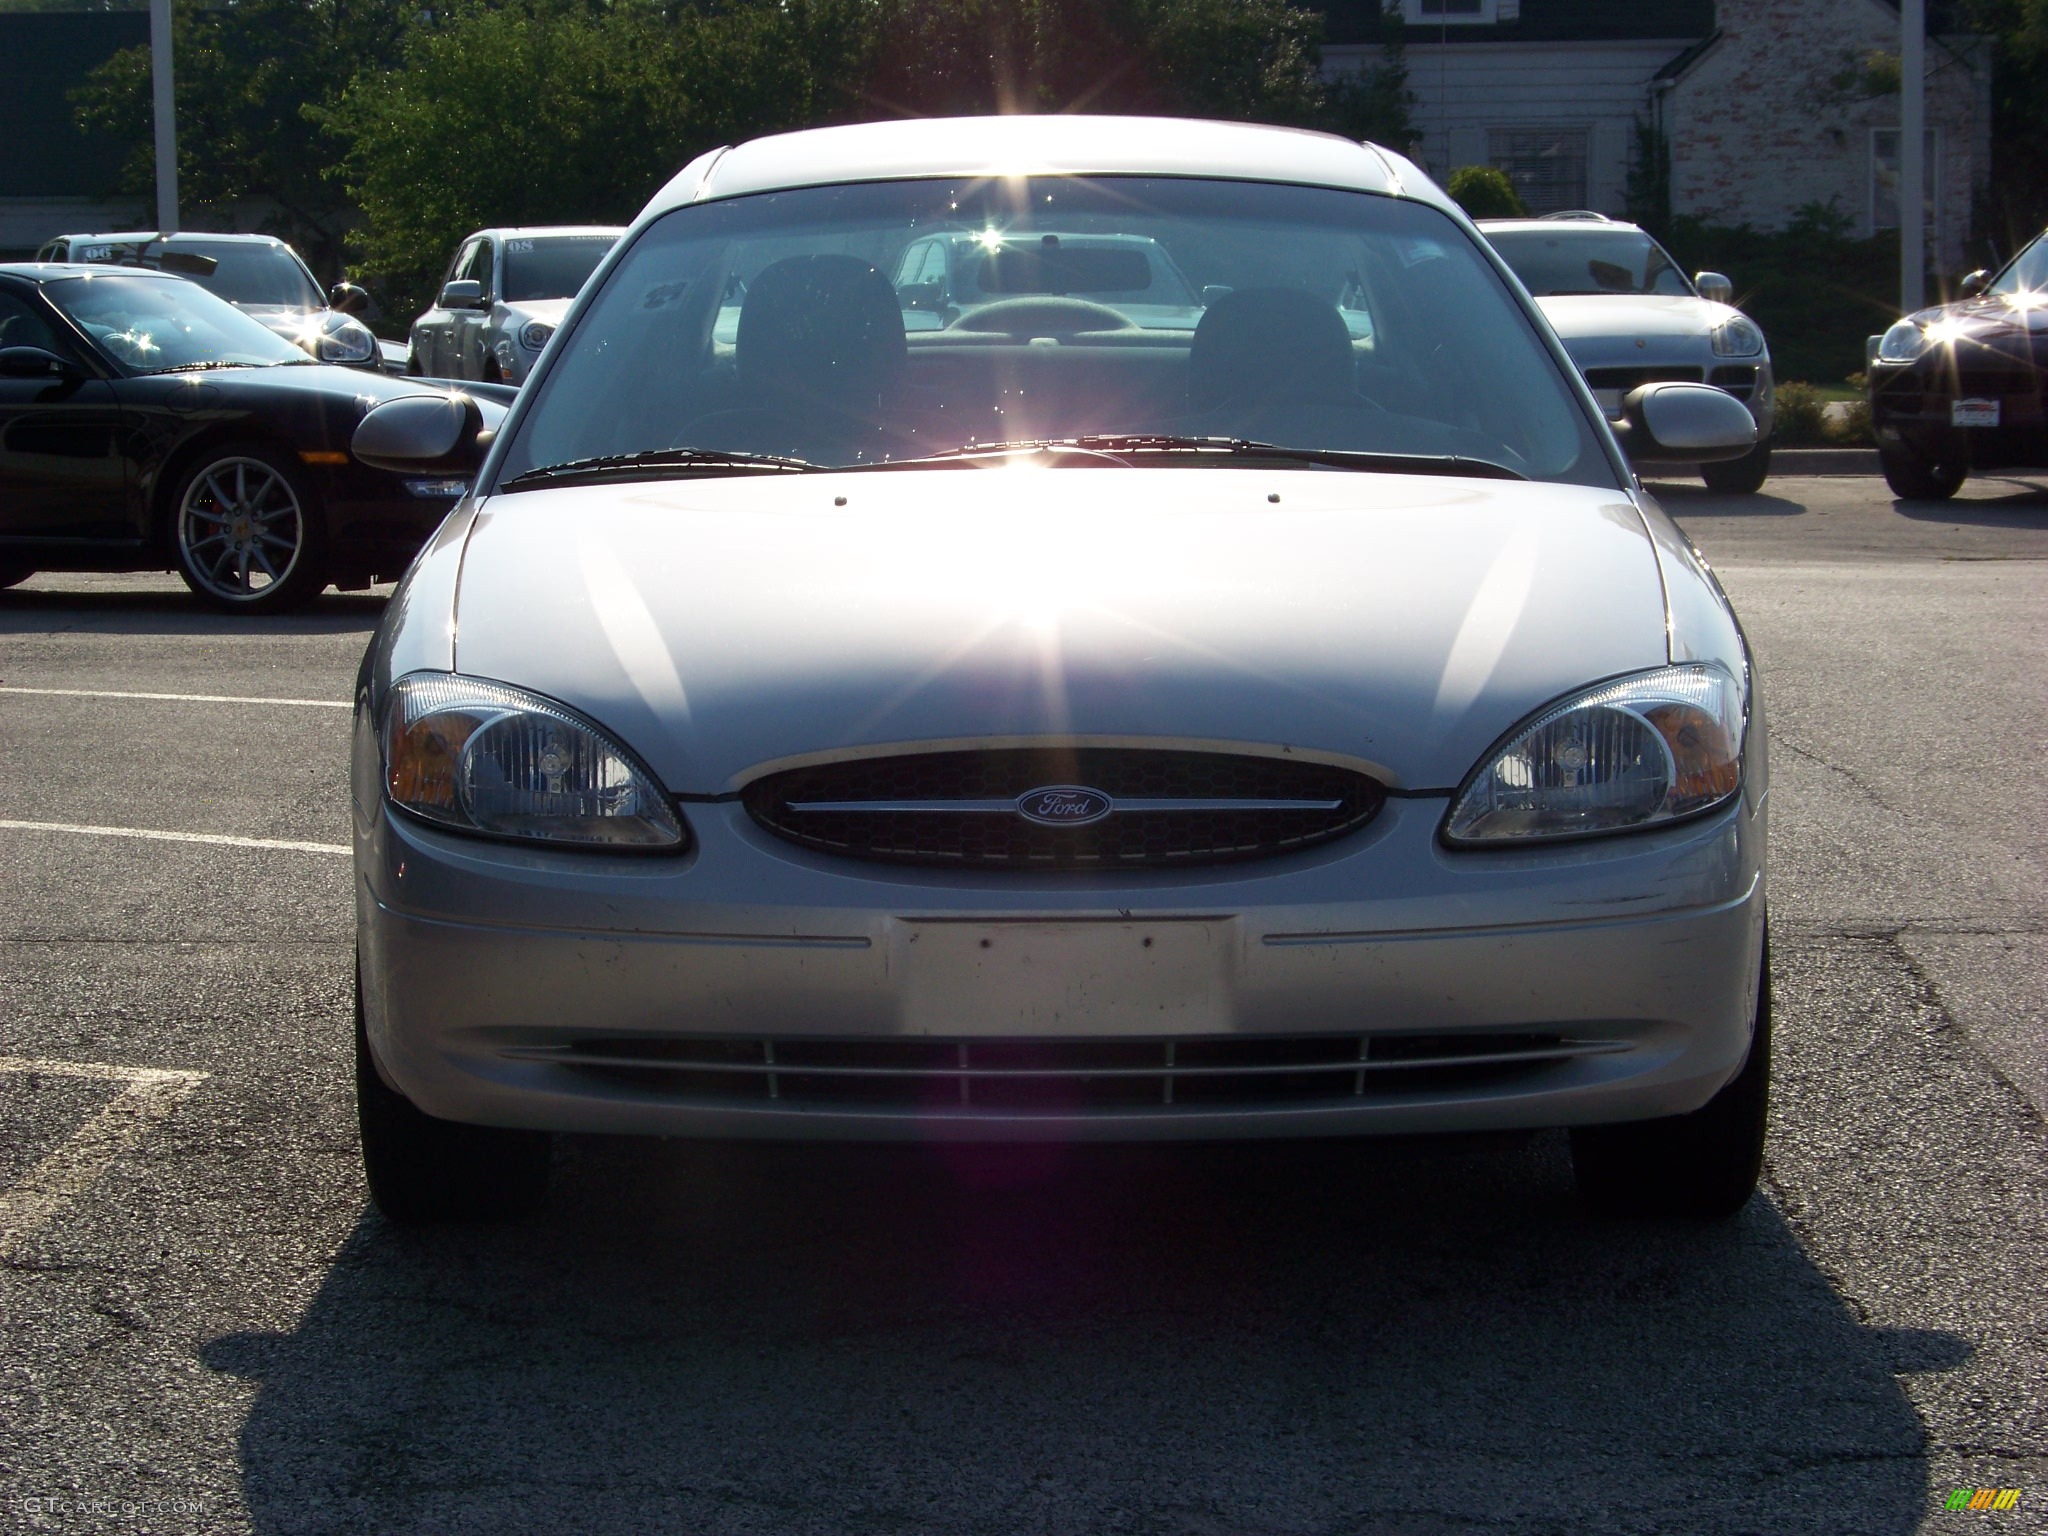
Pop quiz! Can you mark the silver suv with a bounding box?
[1480,215,1776,494]
[407,227,621,384]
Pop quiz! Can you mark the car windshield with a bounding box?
[1988,231,2048,296]
[503,236,617,302]
[1487,229,1695,298]
[500,178,1611,487]
[79,239,324,309]
[48,273,311,372]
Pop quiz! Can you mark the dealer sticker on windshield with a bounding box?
[1952,397,2001,428]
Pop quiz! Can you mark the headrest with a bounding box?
[736,255,906,403]
[1188,288,1355,412]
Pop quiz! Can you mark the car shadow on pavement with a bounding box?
[1639,482,1809,517]
[1889,482,2048,528]
[204,1131,1952,1534]
[0,589,386,638]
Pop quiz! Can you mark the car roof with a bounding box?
[647,116,1434,218]
[469,226,626,241]
[1477,218,1649,236]
[0,262,186,283]
[50,231,293,247]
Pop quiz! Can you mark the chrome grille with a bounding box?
[518,1032,1628,1110]
[743,749,1383,868]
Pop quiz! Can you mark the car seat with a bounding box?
[680,254,912,464]
[1185,287,1384,448]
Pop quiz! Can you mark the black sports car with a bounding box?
[0,263,503,613]
[1868,227,2048,500]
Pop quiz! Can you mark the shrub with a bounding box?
[1825,397,1873,445]
[1447,165,1527,220]
[1772,381,1828,445]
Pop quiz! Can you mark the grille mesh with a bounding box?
[742,748,1383,868]
[539,1031,1613,1110]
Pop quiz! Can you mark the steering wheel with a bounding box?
[950,297,1134,338]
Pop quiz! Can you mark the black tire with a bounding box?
[1571,932,1772,1219]
[1879,442,1966,501]
[1700,439,1771,495]
[0,560,33,590]
[170,442,328,613]
[356,970,551,1225]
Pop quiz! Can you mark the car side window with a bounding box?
[0,291,62,353]
[462,240,496,298]
[445,240,475,288]
[892,242,930,287]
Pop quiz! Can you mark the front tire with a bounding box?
[1571,932,1772,1219]
[1701,439,1771,495]
[355,971,552,1225]
[1879,442,1966,500]
[171,443,327,613]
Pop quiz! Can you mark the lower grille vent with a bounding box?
[743,748,1383,869]
[516,1032,1627,1111]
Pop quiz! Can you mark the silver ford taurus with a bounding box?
[349,117,1769,1225]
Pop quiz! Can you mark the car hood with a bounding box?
[1532,295,1757,373]
[1904,291,2048,350]
[497,297,574,325]
[182,362,477,412]
[448,469,1670,795]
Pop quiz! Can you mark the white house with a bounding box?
[1319,0,1990,269]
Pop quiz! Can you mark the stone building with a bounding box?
[1319,0,1992,269]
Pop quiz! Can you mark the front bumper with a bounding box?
[355,783,1768,1142]
[1869,356,2048,471]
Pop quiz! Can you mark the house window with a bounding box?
[1871,128,1939,232]
[1400,0,1510,24]
[1488,129,1590,214]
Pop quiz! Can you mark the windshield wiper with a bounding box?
[498,448,823,492]
[891,435,1528,481]
[144,359,277,374]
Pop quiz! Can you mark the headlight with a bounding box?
[383,673,686,849]
[1876,319,1927,363]
[1444,664,1745,845]
[518,320,554,351]
[1710,315,1765,358]
[315,316,377,365]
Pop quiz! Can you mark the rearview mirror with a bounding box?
[437,279,486,311]
[353,391,505,475]
[0,346,80,380]
[1694,271,1734,305]
[156,251,219,278]
[1958,269,1991,299]
[330,282,372,317]
[1616,382,1757,463]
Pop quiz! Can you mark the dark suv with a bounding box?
[1868,228,2048,500]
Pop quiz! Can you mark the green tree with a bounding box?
[1322,12,1418,152]
[1447,164,1526,219]
[71,0,418,279]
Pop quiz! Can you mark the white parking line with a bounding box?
[0,1057,208,1262]
[0,819,349,857]
[0,686,348,709]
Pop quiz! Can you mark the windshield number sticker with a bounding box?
[77,244,113,262]
[507,240,535,254]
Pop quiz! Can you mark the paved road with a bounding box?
[2,475,2044,1535]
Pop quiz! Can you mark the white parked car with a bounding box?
[33,230,398,372]
[350,117,1768,1227]
[1480,215,1777,494]
[406,226,622,383]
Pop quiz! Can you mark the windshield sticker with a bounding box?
[507,240,536,253]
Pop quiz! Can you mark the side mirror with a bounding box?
[1694,271,1734,305]
[330,282,372,317]
[0,346,80,380]
[1201,285,1234,306]
[353,391,506,475]
[1616,382,1757,463]
[897,279,945,313]
[1958,269,1991,299]
[437,279,486,311]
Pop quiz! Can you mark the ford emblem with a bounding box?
[1015,786,1115,827]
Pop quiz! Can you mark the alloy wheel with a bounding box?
[178,456,305,602]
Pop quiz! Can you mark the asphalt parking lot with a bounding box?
[2,474,2045,1535]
